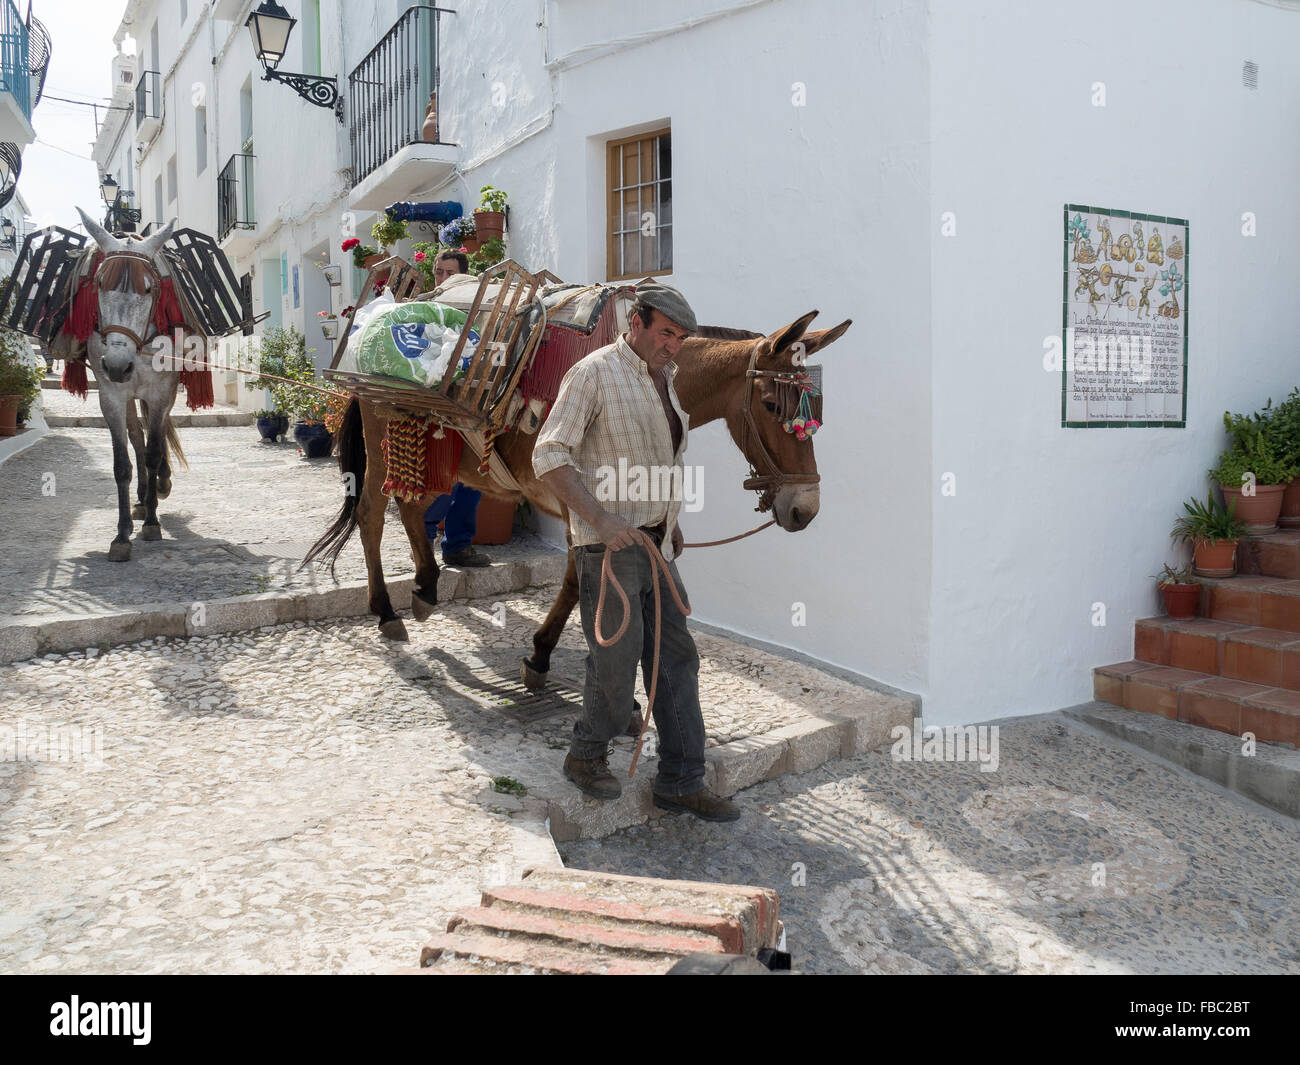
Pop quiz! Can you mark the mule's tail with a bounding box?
[302,397,364,576]
[164,416,188,470]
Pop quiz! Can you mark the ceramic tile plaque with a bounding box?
[1062,205,1187,427]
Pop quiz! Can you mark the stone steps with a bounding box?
[415,866,782,975]
[1093,543,1300,748]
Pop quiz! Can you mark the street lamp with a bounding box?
[245,0,343,122]
[99,173,141,233]
[1,218,15,251]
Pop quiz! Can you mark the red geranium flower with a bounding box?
[413,251,426,262]
[341,237,360,251]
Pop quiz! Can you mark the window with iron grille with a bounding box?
[606,128,672,281]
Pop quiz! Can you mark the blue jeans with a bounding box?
[571,539,706,797]
[424,482,481,555]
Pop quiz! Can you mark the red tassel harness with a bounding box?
[381,419,464,502]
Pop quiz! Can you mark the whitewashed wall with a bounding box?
[926,0,1300,723]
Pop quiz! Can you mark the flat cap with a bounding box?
[634,282,697,333]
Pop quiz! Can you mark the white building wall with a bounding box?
[926,0,1300,723]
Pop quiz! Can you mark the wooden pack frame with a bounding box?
[324,256,558,434]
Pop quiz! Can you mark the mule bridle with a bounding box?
[739,344,821,513]
[93,248,165,351]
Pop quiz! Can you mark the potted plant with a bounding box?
[474,185,507,243]
[342,237,382,271]
[410,241,451,290]
[371,215,409,254]
[468,236,507,275]
[252,408,289,443]
[1151,563,1200,620]
[1263,388,1300,527]
[1208,421,1295,534]
[318,310,339,339]
[1171,492,1251,577]
[472,494,518,545]
[443,215,479,254]
[0,327,42,437]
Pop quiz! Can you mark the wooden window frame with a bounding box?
[606,126,671,282]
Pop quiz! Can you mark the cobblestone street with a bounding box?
[562,716,1300,974]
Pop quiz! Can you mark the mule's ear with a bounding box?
[799,318,852,357]
[140,218,176,257]
[77,207,120,253]
[763,310,819,361]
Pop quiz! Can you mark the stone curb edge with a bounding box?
[0,554,568,666]
[45,414,255,428]
[1062,700,1300,821]
[541,692,919,842]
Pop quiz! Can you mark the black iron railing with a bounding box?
[217,153,254,241]
[135,69,160,128]
[348,5,452,185]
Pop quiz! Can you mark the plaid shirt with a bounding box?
[533,334,689,559]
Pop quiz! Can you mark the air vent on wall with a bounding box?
[1243,60,1259,89]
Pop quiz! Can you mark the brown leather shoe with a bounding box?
[563,752,621,800]
[653,787,739,823]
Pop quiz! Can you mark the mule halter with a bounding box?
[94,249,165,351]
[739,345,821,513]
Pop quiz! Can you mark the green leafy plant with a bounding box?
[1208,437,1298,488]
[491,776,527,796]
[371,215,409,250]
[1171,493,1250,545]
[0,338,43,410]
[1262,388,1300,470]
[478,185,508,213]
[1151,562,1200,586]
[467,236,506,275]
[411,240,451,288]
[244,325,326,421]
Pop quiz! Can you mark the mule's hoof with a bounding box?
[131,504,146,520]
[411,589,438,622]
[158,480,172,500]
[108,541,131,562]
[521,657,548,691]
[139,524,162,541]
[379,617,409,641]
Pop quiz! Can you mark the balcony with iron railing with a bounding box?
[0,0,32,146]
[346,5,457,210]
[135,69,162,140]
[217,152,255,244]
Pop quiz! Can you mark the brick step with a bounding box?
[1238,530,1300,580]
[446,905,726,957]
[1093,660,1300,746]
[419,931,676,975]
[517,866,781,954]
[1196,576,1300,632]
[1134,616,1300,689]
[482,884,751,953]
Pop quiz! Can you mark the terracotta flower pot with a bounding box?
[1280,477,1300,528]
[1159,582,1200,620]
[462,234,482,254]
[472,495,516,546]
[421,92,438,143]
[1220,483,1286,535]
[473,209,504,242]
[1193,538,1238,578]
[0,394,18,437]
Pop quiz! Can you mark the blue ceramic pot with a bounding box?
[257,414,288,442]
[293,421,334,459]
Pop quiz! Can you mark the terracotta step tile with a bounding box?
[1198,576,1287,626]
[1093,660,1160,706]
[446,906,726,957]
[1165,618,1248,674]
[1257,580,1300,633]
[1241,689,1300,748]
[1238,532,1300,580]
[1177,676,1258,735]
[1222,627,1300,688]
[419,932,674,975]
[1133,618,1170,665]
[1124,666,1213,719]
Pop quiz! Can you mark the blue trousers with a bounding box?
[423,482,482,555]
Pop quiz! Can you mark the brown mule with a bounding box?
[304,311,852,681]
